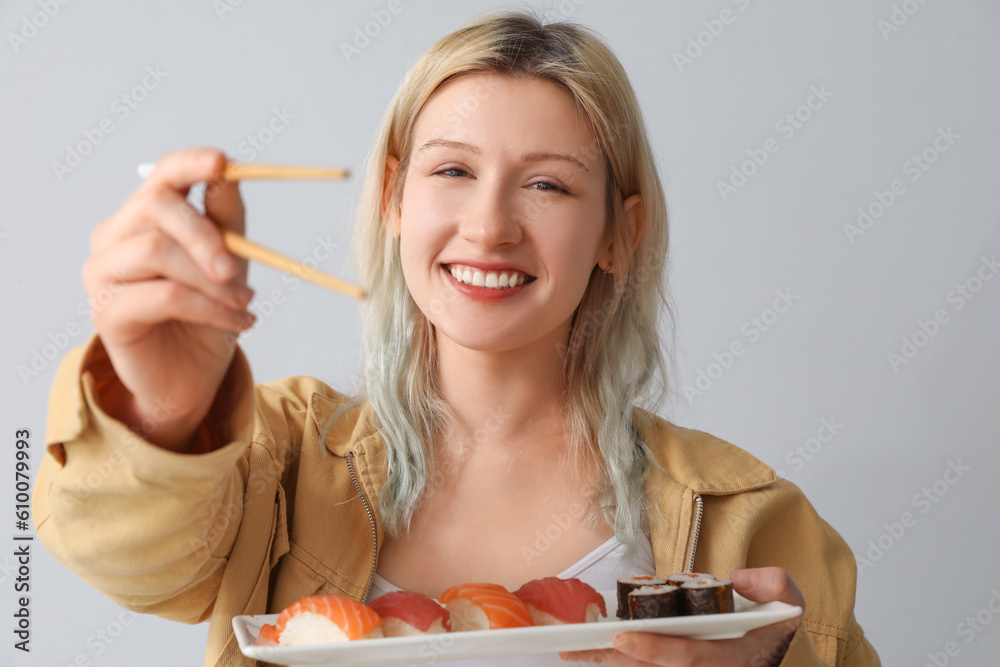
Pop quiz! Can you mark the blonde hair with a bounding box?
[322,9,672,556]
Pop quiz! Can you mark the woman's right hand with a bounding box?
[82,148,256,452]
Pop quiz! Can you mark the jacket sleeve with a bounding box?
[726,478,881,666]
[31,334,297,624]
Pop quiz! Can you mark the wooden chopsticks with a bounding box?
[221,230,365,299]
[218,163,350,181]
[137,160,364,299]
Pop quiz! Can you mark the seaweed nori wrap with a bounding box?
[628,585,682,619]
[681,578,734,615]
[616,576,666,619]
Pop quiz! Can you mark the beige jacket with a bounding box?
[34,336,880,666]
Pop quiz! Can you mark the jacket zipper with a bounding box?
[345,451,378,602]
[684,494,704,573]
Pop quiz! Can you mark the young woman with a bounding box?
[34,10,880,667]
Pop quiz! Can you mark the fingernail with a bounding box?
[614,634,636,653]
[213,253,235,279]
[235,284,254,304]
[734,569,758,588]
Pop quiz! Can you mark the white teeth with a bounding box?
[448,264,529,290]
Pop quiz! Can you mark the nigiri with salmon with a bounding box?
[437,583,534,631]
[263,594,383,646]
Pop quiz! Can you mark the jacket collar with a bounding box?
[632,407,776,496]
[309,391,380,458]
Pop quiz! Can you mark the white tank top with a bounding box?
[364,532,656,666]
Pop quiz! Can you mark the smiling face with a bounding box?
[393,72,612,355]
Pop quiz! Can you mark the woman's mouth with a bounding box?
[443,263,536,290]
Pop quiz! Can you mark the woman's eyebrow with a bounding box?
[417,138,590,174]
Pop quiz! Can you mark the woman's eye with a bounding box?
[530,181,566,193]
[436,168,469,178]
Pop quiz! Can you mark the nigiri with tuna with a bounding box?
[368,590,451,636]
[513,577,607,625]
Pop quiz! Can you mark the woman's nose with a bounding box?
[457,181,523,248]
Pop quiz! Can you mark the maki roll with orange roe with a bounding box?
[681,577,735,615]
[628,584,683,619]
[616,575,667,619]
[665,572,711,587]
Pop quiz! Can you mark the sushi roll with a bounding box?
[437,583,534,631]
[368,590,451,636]
[616,576,667,619]
[627,584,682,619]
[665,572,714,587]
[513,577,607,625]
[681,578,735,615]
[275,594,383,646]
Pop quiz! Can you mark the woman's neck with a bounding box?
[434,323,570,455]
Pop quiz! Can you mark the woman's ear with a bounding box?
[383,155,401,237]
[600,194,645,273]
[622,194,644,254]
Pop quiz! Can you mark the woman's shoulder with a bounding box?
[252,374,376,454]
[256,374,354,409]
[633,407,778,495]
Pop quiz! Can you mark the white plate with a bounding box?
[233,591,802,666]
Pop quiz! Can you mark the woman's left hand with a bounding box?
[559,567,805,666]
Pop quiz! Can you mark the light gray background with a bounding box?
[2,1,998,665]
